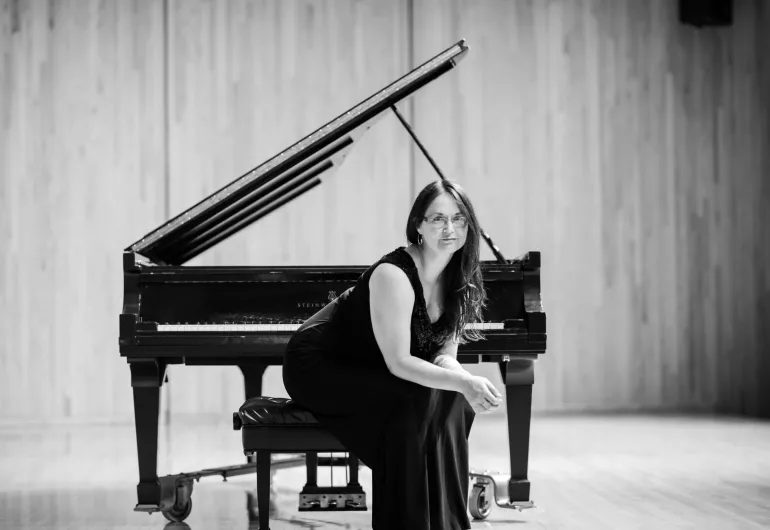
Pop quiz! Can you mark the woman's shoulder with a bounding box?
[369,260,415,302]
[360,247,418,290]
[377,246,415,271]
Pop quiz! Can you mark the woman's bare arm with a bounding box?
[369,264,471,392]
[432,334,469,374]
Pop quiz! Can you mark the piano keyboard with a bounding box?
[155,322,506,332]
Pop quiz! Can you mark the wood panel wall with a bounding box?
[410,0,770,417]
[162,0,412,417]
[0,0,767,423]
[0,0,166,422]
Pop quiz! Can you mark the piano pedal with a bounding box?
[299,490,367,511]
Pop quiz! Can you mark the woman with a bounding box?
[282,179,503,530]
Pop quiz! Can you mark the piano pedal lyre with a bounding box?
[298,452,367,511]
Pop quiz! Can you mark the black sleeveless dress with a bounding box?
[282,247,475,530]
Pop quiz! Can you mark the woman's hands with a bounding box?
[461,374,504,414]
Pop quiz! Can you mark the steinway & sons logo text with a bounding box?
[297,290,337,309]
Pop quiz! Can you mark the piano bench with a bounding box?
[233,396,366,530]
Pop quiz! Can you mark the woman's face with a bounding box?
[417,192,468,254]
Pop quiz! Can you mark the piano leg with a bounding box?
[498,359,535,502]
[129,359,168,510]
[239,363,268,399]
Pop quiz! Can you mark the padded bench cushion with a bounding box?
[238,396,320,425]
[236,396,346,453]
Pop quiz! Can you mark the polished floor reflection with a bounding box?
[1,410,769,529]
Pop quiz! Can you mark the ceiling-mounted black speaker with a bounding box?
[679,0,733,27]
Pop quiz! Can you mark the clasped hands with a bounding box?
[461,374,503,414]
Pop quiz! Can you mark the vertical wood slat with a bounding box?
[0,0,166,421]
[411,0,770,416]
[0,0,767,423]
[163,0,411,415]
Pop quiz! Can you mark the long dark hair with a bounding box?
[405,180,487,344]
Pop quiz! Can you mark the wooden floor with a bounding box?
[0,410,768,529]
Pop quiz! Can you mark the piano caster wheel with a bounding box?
[469,483,492,520]
[162,497,193,523]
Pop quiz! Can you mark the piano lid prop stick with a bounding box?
[389,104,507,264]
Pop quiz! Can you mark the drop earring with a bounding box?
[418,234,423,245]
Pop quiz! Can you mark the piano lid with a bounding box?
[126,39,469,266]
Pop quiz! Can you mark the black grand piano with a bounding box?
[120,39,546,521]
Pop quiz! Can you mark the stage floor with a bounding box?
[1,410,768,529]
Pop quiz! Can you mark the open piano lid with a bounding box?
[126,40,469,266]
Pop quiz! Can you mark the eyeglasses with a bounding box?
[423,214,469,229]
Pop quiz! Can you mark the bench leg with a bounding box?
[257,451,271,530]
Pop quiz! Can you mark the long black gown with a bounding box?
[282,247,475,530]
